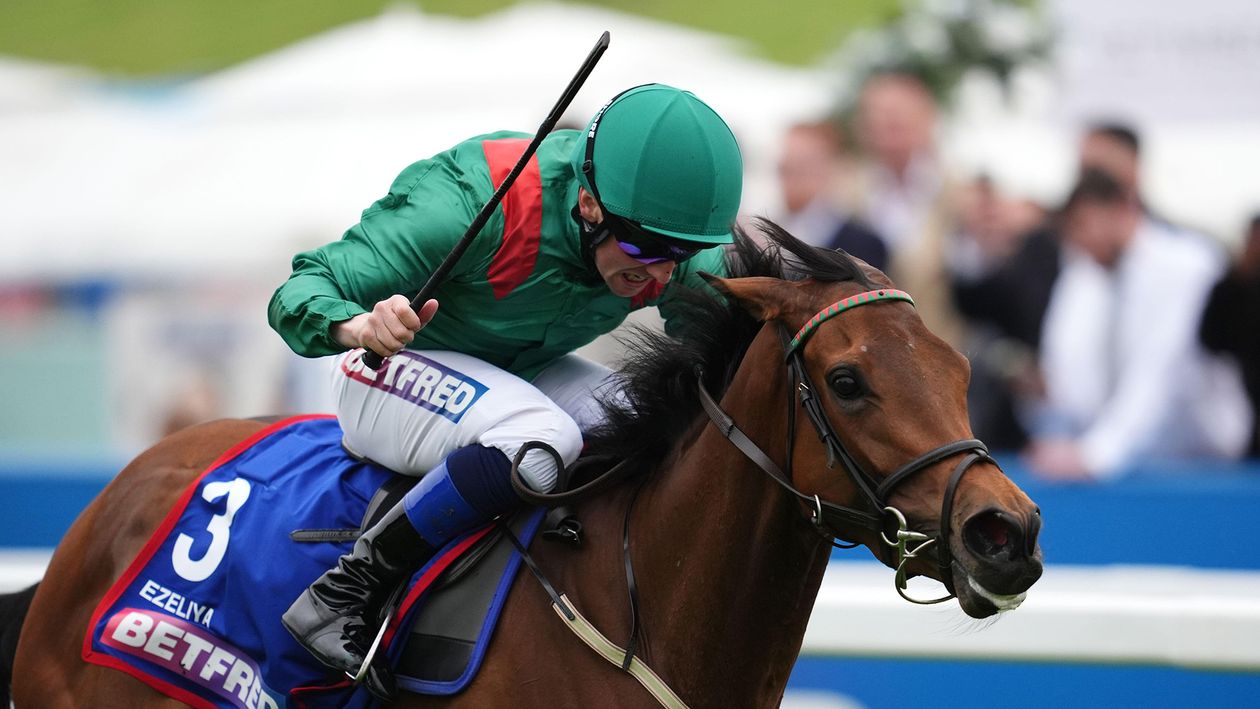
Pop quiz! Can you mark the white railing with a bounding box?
[7,552,1260,670]
[805,561,1260,670]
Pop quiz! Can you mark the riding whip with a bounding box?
[362,30,611,370]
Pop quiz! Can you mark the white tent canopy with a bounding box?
[2,1,1258,281]
[0,4,830,281]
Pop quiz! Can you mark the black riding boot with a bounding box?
[281,500,435,700]
[285,446,522,700]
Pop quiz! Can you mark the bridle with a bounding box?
[698,288,995,604]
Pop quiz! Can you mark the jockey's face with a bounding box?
[579,188,678,298]
[594,235,678,297]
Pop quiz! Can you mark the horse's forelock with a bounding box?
[746,218,877,289]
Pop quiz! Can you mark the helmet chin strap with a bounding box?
[572,204,612,283]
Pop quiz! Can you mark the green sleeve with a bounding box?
[658,245,730,338]
[268,150,502,357]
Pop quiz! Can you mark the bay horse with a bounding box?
[5,222,1042,707]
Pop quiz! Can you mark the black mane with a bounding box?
[582,218,874,476]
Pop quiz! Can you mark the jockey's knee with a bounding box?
[484,404,582,494]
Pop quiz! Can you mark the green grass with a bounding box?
[0,0,902,76]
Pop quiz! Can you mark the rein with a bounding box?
[701,288,994,603]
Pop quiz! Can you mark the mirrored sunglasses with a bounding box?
[605,215,702,265]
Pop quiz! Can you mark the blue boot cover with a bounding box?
[402,445,518,548]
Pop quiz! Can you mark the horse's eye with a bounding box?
[829,370,863,399]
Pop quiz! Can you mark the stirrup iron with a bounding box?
[349,606,395,683]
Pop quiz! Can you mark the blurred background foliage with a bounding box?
[827,0,1052,115]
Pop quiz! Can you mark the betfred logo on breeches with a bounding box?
[341,350,488,423]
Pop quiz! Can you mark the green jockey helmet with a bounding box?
[573,84,743,245]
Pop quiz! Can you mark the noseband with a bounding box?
[699,288,994,604]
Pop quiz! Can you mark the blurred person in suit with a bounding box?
[960,123,1143,345]
[954,121,1180,450]
[845,71,965,345]
[949,176,1051,449]
[954,122,1145,359]
[1025,169,1251,480]
[775,120,887,269]
[1199,213,1260,457]
[950,175,1051,327]
[1079,120,1215,247]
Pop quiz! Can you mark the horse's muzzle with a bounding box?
[953,507,1044,617]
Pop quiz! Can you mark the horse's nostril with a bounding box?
[963,510,1020,560]
[1025,509,1042,557]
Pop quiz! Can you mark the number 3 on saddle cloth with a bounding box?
[84,415,547,709]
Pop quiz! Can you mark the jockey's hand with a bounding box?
[332,295,439,358]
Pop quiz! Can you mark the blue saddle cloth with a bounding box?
[84,416,539,708]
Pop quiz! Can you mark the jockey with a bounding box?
[268,83,742,698]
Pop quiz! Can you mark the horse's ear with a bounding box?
[855,259,895,288]
[699,273,797,321]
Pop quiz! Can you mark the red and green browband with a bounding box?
[787,289,915,353]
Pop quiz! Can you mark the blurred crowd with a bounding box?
[771,71,1260,481]
[12,67,1253,483]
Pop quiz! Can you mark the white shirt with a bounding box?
[1037,218,1252,476]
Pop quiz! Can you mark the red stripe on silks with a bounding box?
[483,138,543,299]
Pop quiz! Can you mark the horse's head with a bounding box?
[705,231,1042,619]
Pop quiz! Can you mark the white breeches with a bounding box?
[332,349,616,492]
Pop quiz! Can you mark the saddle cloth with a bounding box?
[84,415,546,708]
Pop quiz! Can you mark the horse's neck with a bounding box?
[634,330,831,705]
